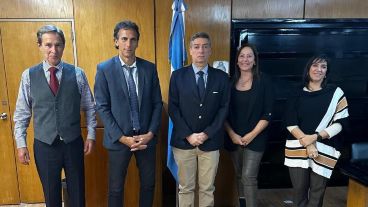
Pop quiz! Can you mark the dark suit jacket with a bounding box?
[94,56,162,150]
[168,65,230,151]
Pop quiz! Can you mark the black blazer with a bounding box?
[225,73,274,152]
[168,65,230,151]
[94,56,162,150]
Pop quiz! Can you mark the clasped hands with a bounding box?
[299,134,319,158]
[119,131,153,151]
[230,132,255,146]
[186,132,208,147]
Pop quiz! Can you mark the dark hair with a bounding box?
[233,43,259,85]
[189,32,211,47]
[37,25,65,45]
[113,20,140,49]
[303,54,330,89]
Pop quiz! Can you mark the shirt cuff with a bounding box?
[86,130,96,141]
[15,137,27,149]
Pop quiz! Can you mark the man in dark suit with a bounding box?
[94,20,162,207]
[168,32,230,207]
[13,25,96,207]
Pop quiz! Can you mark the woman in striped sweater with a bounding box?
[284,55,349,207]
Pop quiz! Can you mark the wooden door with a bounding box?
[0,21,74,203]
[0,27,21,205]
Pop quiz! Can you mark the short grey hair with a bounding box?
[189,32,211,47]
[37,25,65,45]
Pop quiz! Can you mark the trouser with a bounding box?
[173,147,220,207]
[289,167,328,207]
[230,147,264,207]
[108,145,156,207]
[34,137,85,207]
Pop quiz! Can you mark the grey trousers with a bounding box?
[288,167,328,207]
[230,147,264,207]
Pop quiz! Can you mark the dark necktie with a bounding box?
[197,71,205,100]
[49,67,59,96]
[124,65,141,132]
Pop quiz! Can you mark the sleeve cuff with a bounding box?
[287,125,297,132]
[86,129,96,140]
[324,123,342,138]
[16,137,27,149]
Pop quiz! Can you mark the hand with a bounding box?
[306,144,319,158]
[198,132,208,143]
[299,134,317,147]
[130,132,154,151]
[229,132,244,146]
[84,139,95,155]
[186,133,204,147]
[133,132,154,146]
[119,136,138,148]
[130,145,148,151]
[241,132,255,146]
[17,147,30,165]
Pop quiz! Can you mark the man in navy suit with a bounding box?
[168,32,230,207]
[94,20,162,207]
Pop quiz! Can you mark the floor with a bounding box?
[258,186,347,207]
[0,186,347,207]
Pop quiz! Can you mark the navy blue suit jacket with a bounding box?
[168,65,230,151]
[94,56,162,150]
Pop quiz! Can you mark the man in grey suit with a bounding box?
[13,25,96,207]
[94,20,162,207]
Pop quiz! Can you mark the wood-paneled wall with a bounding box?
[232,0,368,19]
[2,0,368,206]
[232,0,304,18]
[305,0,368,18]
[0,0,73,18]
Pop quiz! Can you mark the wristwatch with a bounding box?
[316,132,323,142]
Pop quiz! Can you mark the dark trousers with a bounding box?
[289,167,328,207]
[108,145,156,207]
[34,137,85,207]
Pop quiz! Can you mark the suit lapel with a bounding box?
[136,58,145,109]
[113,56,129,98]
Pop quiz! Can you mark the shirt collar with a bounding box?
[119,56,137,68]
[192,64,208,75]
[43,60,63,72]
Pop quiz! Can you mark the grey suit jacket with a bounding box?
[94,56,162,150]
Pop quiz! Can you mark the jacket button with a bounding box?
[198,115,202,119]
[200,104,203,107]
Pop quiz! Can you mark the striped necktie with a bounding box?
[124,65,140,132]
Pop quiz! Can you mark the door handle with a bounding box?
[0,112,7,120]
